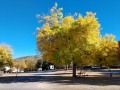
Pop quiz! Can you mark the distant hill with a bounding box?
[15,55,42,61]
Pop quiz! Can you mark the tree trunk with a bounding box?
[73,63,77,77]
[65,65,68,70]
[16,67,18,78]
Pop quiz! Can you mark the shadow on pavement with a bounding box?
[0,71,120,86]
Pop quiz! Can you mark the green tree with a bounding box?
[35,59,43,69]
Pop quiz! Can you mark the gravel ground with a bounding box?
[0,70,120,90]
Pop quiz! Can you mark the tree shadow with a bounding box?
[0,76,46,83]
[47,76,120,86]
[33,72,72,76]
[0,71,120,86]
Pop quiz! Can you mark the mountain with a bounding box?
[15,55,42,61]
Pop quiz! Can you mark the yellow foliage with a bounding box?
[36,3,119,67]
[0,46,13,67]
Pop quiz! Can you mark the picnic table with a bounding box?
[78,70,88,77]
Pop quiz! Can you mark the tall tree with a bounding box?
[36,3,101,77]
[95,34,119,77]
[67,12,100,77]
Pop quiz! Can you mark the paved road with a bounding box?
[0,70,120,90]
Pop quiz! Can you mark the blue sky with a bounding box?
[0,0,120,58]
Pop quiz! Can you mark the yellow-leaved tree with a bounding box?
[36,3,119,77]
[95,34,119,67]
[0,43,14,71]
[67,12,101,77]
[36,3,101,77]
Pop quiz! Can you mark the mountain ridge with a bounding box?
[15,55,42,61]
